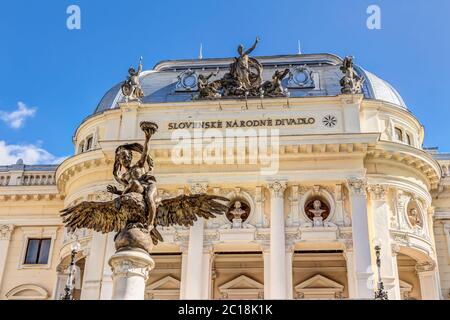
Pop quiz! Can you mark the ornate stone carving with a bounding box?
[268,181,286,198]
[368,184,387,201]
[415,261,436,273]
[176,69,199,92]
[346,178,367,196]
[109,251,155,282]
[189,182,208,195]
[0,224,14,240]
[340,56,364,94]
[287,65,315,89]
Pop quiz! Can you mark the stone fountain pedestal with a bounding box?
[108,249,154,300]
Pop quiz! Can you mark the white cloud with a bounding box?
[0,102,37,129]
[0,141,67,165]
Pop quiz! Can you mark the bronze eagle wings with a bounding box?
[60,192,229,245]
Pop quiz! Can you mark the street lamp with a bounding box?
[61,241,81,300]
[374,241,389,300]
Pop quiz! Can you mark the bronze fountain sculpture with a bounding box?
[60,121,229,254]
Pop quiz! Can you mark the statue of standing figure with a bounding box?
[233,37,260,90]
[340,56,365,94]
[122,57,145,101]
[221,37,263,97]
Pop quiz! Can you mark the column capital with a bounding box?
[346,177,367,196]
[0,224,14,240]
[109,250,154,282]
[267,181,287,198]
[367,184,388,201]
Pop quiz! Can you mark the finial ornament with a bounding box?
[60,122,229,254]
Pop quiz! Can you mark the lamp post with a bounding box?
[61,241,80,300]
[374,243,389,300]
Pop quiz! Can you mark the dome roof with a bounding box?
[93,54,407,114]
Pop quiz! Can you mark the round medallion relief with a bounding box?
[304,197,331,221]
[226,200,251,223]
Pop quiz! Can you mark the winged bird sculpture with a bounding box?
[60,121,229,253]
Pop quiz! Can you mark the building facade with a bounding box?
[1,53,450,300]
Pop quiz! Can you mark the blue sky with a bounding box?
[0,0,449,164]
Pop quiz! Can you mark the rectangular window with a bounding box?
[406,133,413,146]
[24,238,51,265]
[394,127,403,142]
[86,137,93,151]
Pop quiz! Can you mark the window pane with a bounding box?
[24,239,40,264]
[38,239,51,264]
[395,128,403,141]
[406,134,412,146]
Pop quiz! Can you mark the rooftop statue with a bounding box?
[197,71,221,99]
[193,38,293,99]
[121,57,145,101]
[60,121,228,254]
[261,68,290,97]
[340,56,365,94]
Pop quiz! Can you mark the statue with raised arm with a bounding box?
[60,121,229,254]
[122,56,145,101]
[197,71,221,99]
[261,68,290,97]
[233,37,260,90]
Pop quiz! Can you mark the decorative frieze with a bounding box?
[189,182,208,195]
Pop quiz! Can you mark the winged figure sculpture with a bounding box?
[61,121,228,253]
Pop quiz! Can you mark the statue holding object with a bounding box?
[122,57,145,101]
[60,121,229,254]
[340,56,365,94]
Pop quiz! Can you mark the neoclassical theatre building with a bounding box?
[1,52,450,300]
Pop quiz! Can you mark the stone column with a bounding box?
[416,262,442,300]
[100,232,116,300]
[80,231,107,299]
[262,245,270,299]
[347,178,373,299]
[368,184,401,300]
[268,181,287,299]
[184,219,205,299]
[109,250,154,300]
[285,245,294,299]
[0,225,14,287]
[201,245,214,299]
[179,246,189,299]
[344,249,357,299]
